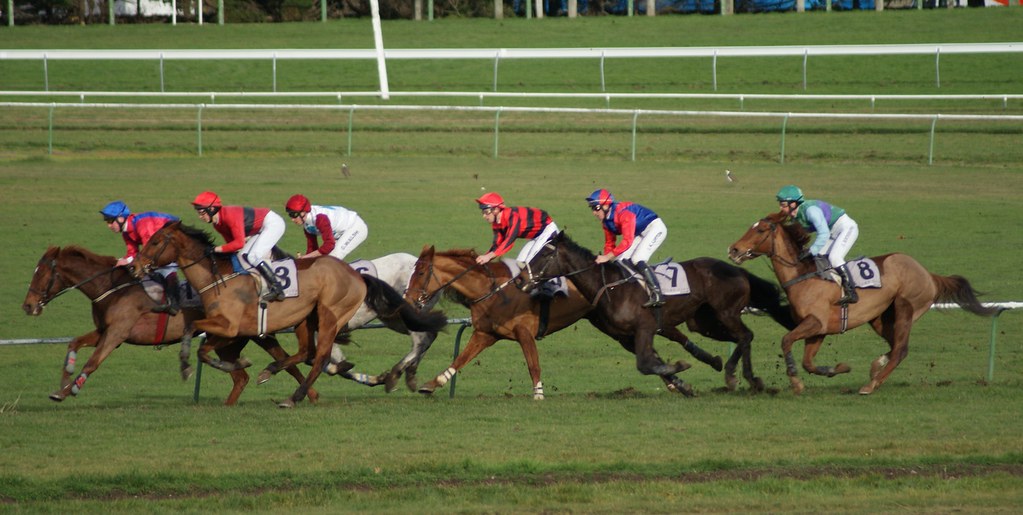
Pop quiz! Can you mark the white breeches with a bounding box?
[822,214,859,267]
[515,222,560,264]
[327,217,369,261]
[240,210,286,267]
[616,218,667,264]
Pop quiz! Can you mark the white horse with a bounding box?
[324,252,441,392]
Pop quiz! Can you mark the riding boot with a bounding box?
[635,261,665,308]
[255,262,286,302]
[835,267,859,305]
[152,273,180,315]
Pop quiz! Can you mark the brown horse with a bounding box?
[133,222,447,408]
[21,245,318,405]
[727,212,999,395]
[405,246,727,398]
[520,232,797,395]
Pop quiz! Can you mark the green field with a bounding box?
[2,11,1022,513]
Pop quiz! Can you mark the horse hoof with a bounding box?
[711,356,724,372]
[49,392,66,402]
[277,398,296,409]
[835,363,852,375]
[675,360,692,373]
[180,366,194,381]
[404,375,418,393]
[725,375,739,392]
[417,385,436,396]
[858,381,878,395]
[384,373,400,393]
[237,357,253,369]
[257,370,273,385]
[308,390,320,404]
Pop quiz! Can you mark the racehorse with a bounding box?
[520,232,797,395]
[133,221,447,408]
[408,246,734,398]
[727,211,999,395]
[22,245,319,405]
[321,252,439,393]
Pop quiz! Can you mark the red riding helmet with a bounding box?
[286,194,311,214]
[192,191,222,209]
[476,192,505,210]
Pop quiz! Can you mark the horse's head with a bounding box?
[132,221,214,279]
[405,245,439,310]
[23,246,63,316]
[728,212,801,265]
[519,231,570,293]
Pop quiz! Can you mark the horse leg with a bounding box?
[387,331,438,394]
[251,335,320,404]
[51,329,130,400]
[630,330,694,397]
[212,339,250,405]
[280,305,355,408]
[259,320,317,384]
[197,335,253,372]
[860,298,914,395]
[178,329,194,381]
[659,326,723,371]
[51,331,100,402]
[781,317,824,395]
[511,325,545,400]
[418,330,496,396]
[800,335,852,378]
[193,315,241,339]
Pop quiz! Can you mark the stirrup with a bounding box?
[152,302,179,315]
[643,296,665,308]
[835,289,858,305]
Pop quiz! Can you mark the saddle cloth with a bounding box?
[843,257,882,289]
[348,259,378,279]
[652,261,691,296]
[502,259,569,297]
[230,255,300,298]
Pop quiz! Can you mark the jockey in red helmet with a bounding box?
[586,188,667,307]
[100,200,182,314]
[285,194,368,261]
[474,191,558,267]
[191,191,287,302]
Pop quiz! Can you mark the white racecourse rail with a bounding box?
[2,43,1022,92]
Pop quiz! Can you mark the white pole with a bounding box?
[370,0,390,100]
[172,0,177,24]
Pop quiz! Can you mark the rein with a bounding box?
[746,220,821,289]
[30,258,136,308]
[415,258,513,308]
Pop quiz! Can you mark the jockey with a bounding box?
[587,188,667,307]
[285,194,368,261]
[475,192,559,267]
[777,185,860,304]
[191,191,287,302]
[100,200,181,314]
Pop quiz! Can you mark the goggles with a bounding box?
[287,210,304,219]
[103,216,119,223]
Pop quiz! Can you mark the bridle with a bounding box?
[136,230,238,296]
[410,256,517,310]
[520,242,618,306]
[736,219,821,288]
[27,258,133,309]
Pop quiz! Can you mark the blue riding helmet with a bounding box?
[586,189,614,207]
[100,201,131,219]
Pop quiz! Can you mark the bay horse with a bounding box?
[133,221,447,408]
[727,211,999,395]
[405,246,728,399]
[521,232,797,395]
[22,245,319,405]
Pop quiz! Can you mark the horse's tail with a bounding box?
[744,270,799,330]
[931,274,1000,317]
[361,274,448,334]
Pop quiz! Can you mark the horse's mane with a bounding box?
[62,245,117,266]
[177,223,217,248]
[436,248,479,264]
[554,232,597,260]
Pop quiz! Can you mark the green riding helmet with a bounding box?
[776,185,804,203]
